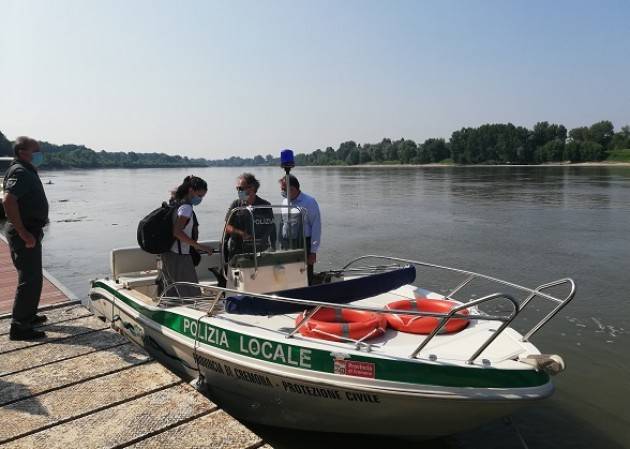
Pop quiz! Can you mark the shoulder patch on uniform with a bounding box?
[5,178,17,189]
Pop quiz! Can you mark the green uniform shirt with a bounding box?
[3,160,49,232]
[225,195,276,255]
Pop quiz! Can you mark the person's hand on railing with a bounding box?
[195,243,215,254]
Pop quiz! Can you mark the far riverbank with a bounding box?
[304,161,630,169]
[36,161,630,171]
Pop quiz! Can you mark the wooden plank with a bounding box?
[0,239,72,315]
[0,329,125,376]
[0,304,92,335]
[0,362,181,443]
[1,384,216,449]
[0,343,151,406]
[0,278,65,291]
[129,409,263,449]
[0,289,68,315]
[0,315,109,354]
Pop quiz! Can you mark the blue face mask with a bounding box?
[280,190,287,198]
[31,152,44,167]
[190,195,203,206]
[238,190,248,201]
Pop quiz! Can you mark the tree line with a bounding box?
[207,120,630,166]
[2,120,630,169]
[0,131,208,168]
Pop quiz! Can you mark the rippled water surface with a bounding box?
[31,165,630,448]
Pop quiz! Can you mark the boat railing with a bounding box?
[221,205,308,280]
[410,293,519,363]
[156,255,575,364]
[158,283,224,313]
[156,278,524,363]
[341,255,577,344]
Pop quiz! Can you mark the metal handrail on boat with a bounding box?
[157,281,508,323]
[159,284,224,313]
[519,278,576,342]
[153,254,575,365]
[341,255,576,343]
[221,205,309,281]
[409,292,519,364]
[157,278,520,363]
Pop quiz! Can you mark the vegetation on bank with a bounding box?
[0,131,208,168]
[2,120,630,169]
[606,149,630,162]
[207,120,630,167]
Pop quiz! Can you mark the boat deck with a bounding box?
[0,306,271,447]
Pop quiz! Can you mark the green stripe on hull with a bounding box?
[92,281,550,389]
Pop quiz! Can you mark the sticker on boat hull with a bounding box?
[334,358,376,378]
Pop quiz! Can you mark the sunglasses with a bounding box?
[236,186,249,192]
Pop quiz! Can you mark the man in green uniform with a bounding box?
[3,136,49,340]
[224,172,276,259]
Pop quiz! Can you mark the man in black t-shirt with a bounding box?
[3,137,49,341]
[224,173,275,262]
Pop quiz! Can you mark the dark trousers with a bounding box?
[305,237,314,285]
[8,231,43,328]
[307,262,314,285]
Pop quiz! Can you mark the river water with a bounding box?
[28,165,630,448]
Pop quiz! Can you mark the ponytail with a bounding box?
[174,175,208,201]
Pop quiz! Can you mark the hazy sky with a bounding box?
[1,0,629,159]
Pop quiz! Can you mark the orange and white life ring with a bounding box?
[296,308,387,342]
[384,298,469,334]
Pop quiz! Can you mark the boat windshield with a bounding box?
[222,204,307,268]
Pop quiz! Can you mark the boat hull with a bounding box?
[195,354,534,437]
[89,285,551,438]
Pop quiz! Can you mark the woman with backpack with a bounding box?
[160,175,214,298]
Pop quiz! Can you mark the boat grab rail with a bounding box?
[158,281,507,323]
[340,255,577,343]
[159,283,224,313]
[409,292,519,364]
[157,280,519,362]
[221,205,308,281]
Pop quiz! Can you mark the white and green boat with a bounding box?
[88,204,575,438]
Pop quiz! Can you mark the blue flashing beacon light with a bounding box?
[280,149,295,173]
[280,148,296,219]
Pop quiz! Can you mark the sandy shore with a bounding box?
[565,161,630,166]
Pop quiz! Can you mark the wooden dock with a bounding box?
[0,234,76,315]
[0,303,270,449]
[0,237,271,449]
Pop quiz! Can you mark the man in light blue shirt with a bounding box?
[279,175,321,284]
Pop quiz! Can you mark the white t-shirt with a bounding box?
[170,204,194,254]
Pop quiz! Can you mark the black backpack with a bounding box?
[137,202,177,254]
